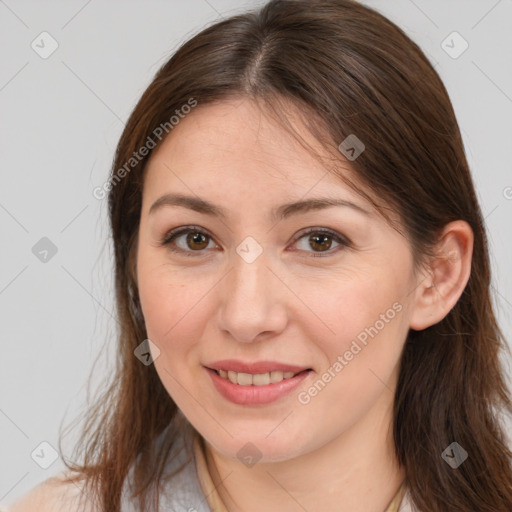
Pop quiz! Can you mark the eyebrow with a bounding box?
[148,193,371,220]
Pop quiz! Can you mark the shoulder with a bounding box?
[6,470,98,512]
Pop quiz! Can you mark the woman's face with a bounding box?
[136,98,420,462]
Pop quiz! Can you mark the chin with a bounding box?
[203,426,312,465]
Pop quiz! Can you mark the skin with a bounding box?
[135,97,473,512]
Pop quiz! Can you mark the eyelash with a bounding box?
[160,225,351,258]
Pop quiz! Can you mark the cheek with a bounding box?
[136,254,222,395]
[297,299,407,435]
[315,273,404,346]
[136,263,205,400]
[303,271,408,400]
[137,252,207,340]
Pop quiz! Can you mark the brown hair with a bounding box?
[60,1,512,510]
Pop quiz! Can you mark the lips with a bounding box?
[204,359,313,405]
[205,367,313,406]
[206,359,311,374]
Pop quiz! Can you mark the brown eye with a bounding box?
[293,228,350,257]
[185,231,209,250]
[308,233,333,252]
[161,226,349,259]
[161,227,216,256]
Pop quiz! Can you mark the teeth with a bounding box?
[237,372,253,385]
[217,369,301,385]
[252,373,270,386]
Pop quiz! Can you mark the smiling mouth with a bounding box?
[212,368,312,386]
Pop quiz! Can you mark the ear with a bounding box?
[409,220,474,331]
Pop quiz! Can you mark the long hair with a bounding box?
[60,1,512,510]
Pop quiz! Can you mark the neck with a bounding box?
[203,381,405,512]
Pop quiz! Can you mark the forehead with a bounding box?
[143,98,366,202]
[152,99,327,171]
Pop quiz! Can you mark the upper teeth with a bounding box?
[218,369,298,386]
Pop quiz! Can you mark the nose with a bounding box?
[216,250,288,344]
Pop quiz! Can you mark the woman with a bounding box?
[6,0,512,510]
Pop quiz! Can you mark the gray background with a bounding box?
[1,0,511,504]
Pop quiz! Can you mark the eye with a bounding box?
[291,227,350,257]
[160,226,217,257]
[160,226,351,258]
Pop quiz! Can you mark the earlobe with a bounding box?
[409,220,474,331]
